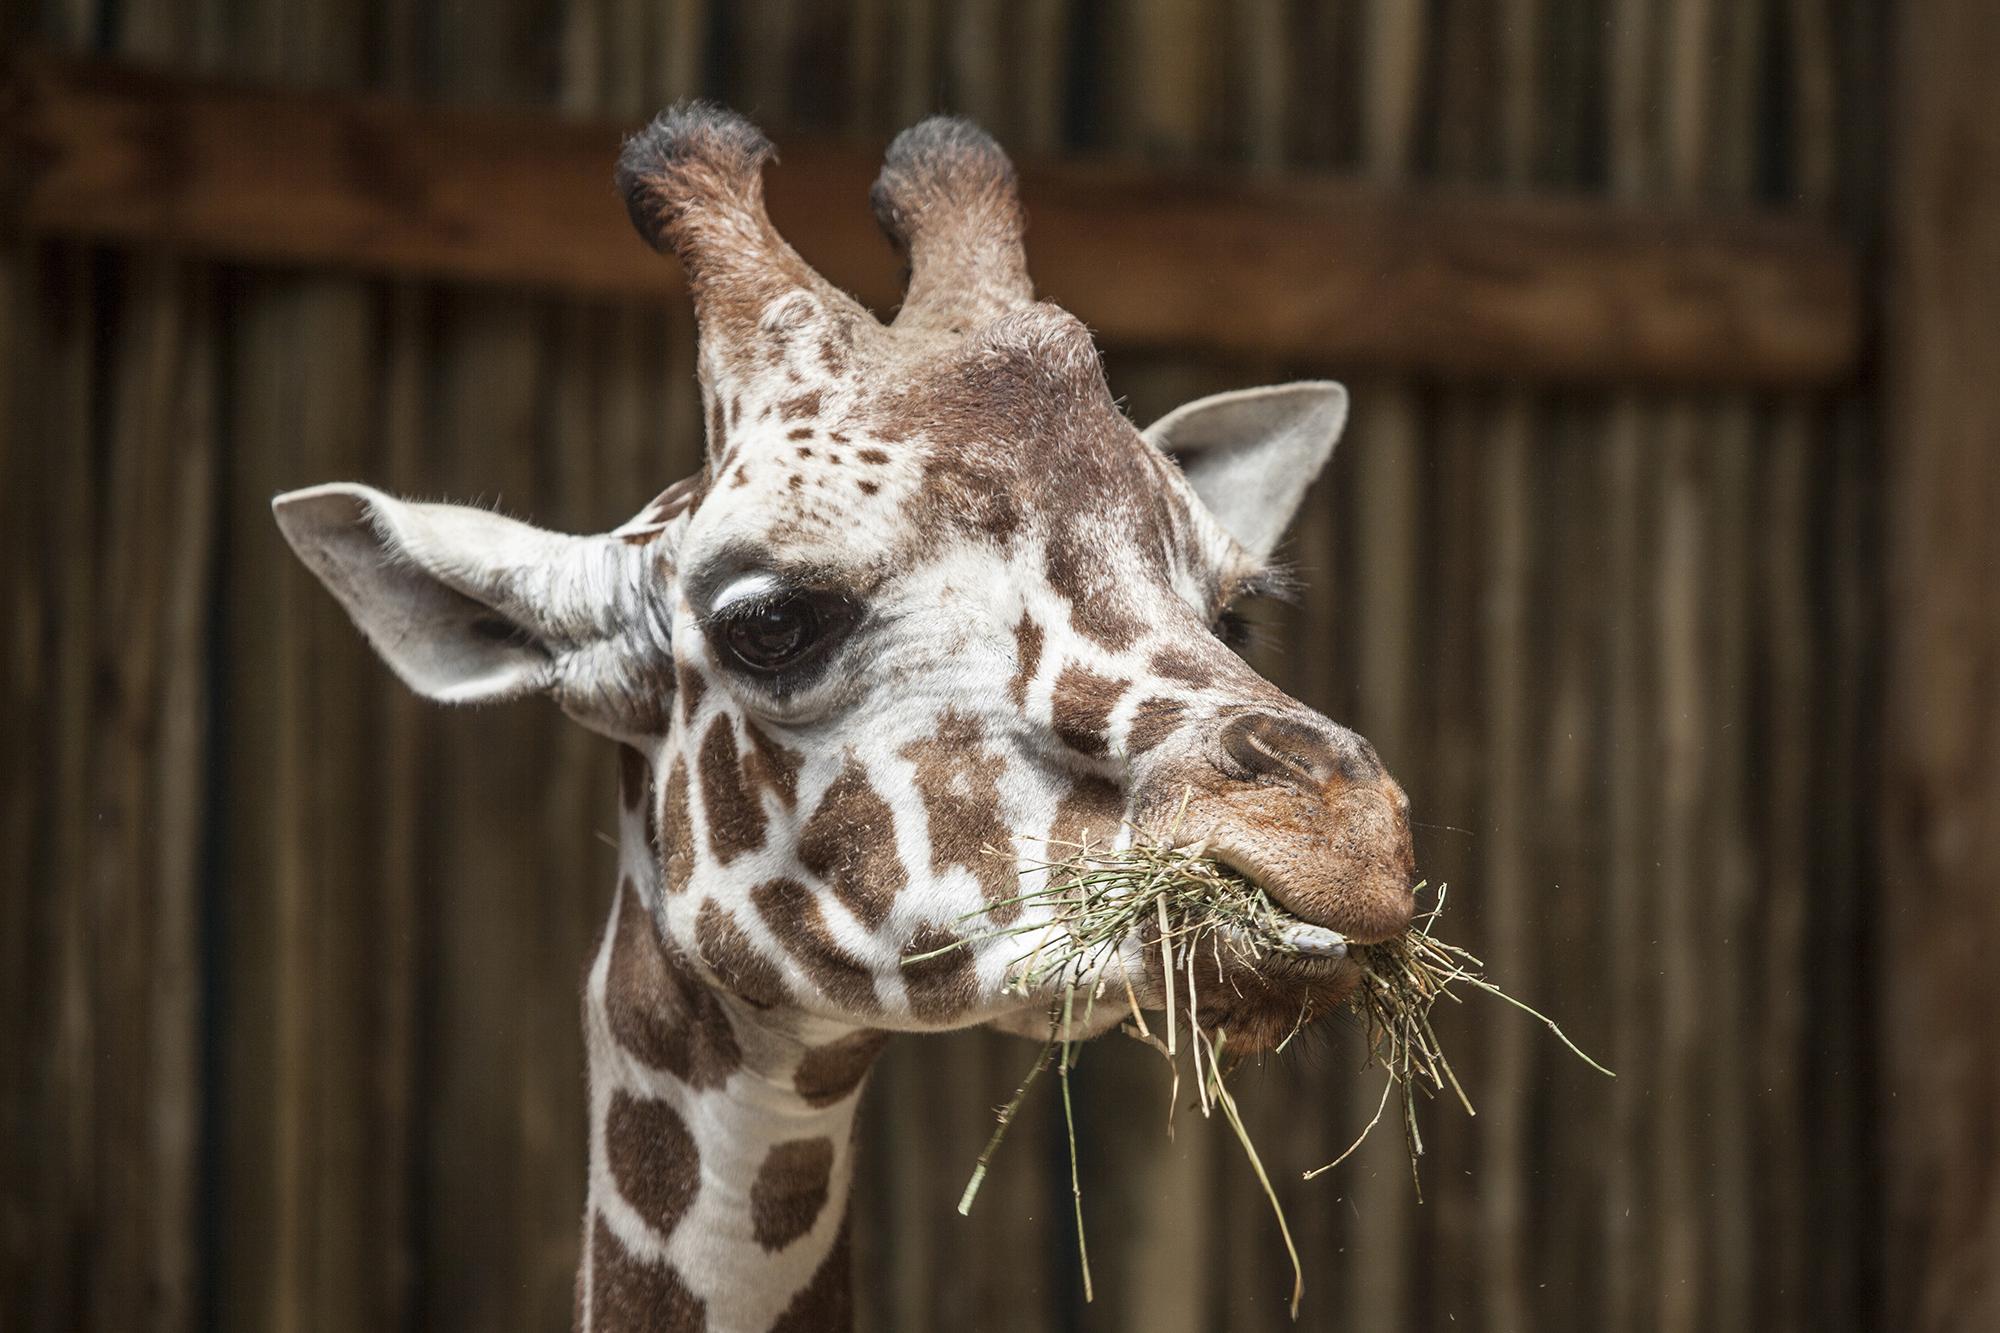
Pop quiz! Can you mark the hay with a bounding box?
[907,834,1612,1320]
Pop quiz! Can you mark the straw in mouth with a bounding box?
[908,834,1613,1322]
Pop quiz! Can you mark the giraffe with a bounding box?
[272,104,1415,1332]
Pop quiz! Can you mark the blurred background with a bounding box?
[4,1,1994,1330]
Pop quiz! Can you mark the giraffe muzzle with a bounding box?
[1144,709,1419,946]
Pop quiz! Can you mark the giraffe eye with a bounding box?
[707,586,859,684]
[720,594,821,672]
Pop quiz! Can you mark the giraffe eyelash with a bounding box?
[1235,563,1300,605]
[700,572,791,626]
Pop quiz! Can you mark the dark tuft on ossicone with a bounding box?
[870,116,1019,254]
[616,101,777,253]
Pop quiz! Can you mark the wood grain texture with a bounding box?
[3,52,1864,387]
[1882,1,2000,1327]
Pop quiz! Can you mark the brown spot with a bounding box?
[787,426,814,440]
[778,390,822,421]
[793,1030,888,1107]
[1126,697,1188,756]
[827,430,851,444]
[661,757,693,894]
[788,473,804,491]
[818,337,848,375]
[899,710,1018,924]
[795,445,815,458]
[732,464,751,487]
[1007,614,1043,707]
[900,924,978,1023]
[605,1091,699,1238]
[857,447,889,465]
[620,745,649,812]
[769,1217,853,1333]
[1150,645,1215,689]
[606,883,742,1087]
[741,721,803,809]
[729,395,742,427]
[1050,664,1129,757]
[1045,523,1144,649]
[797,759,905,929]
[919,445,1023,539]
[699,717,766,864]
[708,394,728,458]
[695,898,789,1007]
[752,878,881,1014]
[591,1215,707,1330]
[826,452,842,466]
[1049,775,1127,850]
[751,1138,834,1252]
[676,659,707,725]
[858,480,880,496]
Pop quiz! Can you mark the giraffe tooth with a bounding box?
[1276,923,1348,958]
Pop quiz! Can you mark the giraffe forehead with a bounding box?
[683,412,1232,610]
[695,296,1213,544]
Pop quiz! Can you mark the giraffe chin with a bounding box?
[1181,952,1361,1055]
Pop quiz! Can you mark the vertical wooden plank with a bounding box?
[0,246,40,1324]
[1533,396,1615,1324]
[0,249,92,1333]
[1698,395,1759,1328]
[1882,2,2000,1327]
[1603,6,1667,1326]
[1475,388,1534,1333]
[215,277,298,1333]
[1409,376,1488,1333]
[1337,4,1428,1326]
[1681,3,1762,1326]
[1755,402,1814,1329]
[88,257,215,1333]
[1811,394,1881,1331]
[374,284,432,1330]
[1599,392,1659,1333]
[1757,2,1850,1313]
[1652,397,1707,1333]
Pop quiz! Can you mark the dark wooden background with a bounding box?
[7,1,1993,1330]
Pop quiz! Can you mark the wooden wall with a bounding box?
[2,2,1889,1330]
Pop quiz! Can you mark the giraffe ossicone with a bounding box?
[274,101,1415,1333]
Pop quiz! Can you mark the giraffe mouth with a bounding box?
[1169,846,1359,987]
[1200,835,1415,947]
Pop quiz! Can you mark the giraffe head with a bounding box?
[273,106,1414,1055]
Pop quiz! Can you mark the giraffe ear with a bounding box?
[1143,381,1348,560]
[272,483,623,707]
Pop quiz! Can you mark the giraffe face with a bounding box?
[273,106,1415,1055]
[632,293,1411,1051]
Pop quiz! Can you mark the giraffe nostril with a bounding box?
[1217,712,1340,788]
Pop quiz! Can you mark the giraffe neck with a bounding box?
[576,751,885,1332]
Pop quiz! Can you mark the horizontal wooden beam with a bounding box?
[5,55,1863,387]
